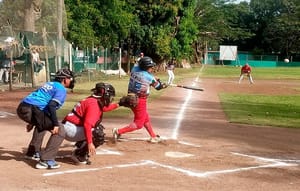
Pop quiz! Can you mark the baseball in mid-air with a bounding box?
[284,58,289,63]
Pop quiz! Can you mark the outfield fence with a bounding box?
[206,52,300,67]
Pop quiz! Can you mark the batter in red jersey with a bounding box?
[112,56,167,143]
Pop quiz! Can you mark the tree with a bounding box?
[246,0,300,56]
[65,0,137,49]
[63,0,300,63]
[23,0,43,32]
[130,0,186,60]
[265,0,300,56]
[0,0,66,33]
[193,0,253,63]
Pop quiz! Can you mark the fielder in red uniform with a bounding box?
[238,63,254,84]
[112,56,167,143]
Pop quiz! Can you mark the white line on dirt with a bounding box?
[43,160,152,177]
[96,149,122,155]
[232,152,300,164]
[178,141,201,148]
[171,65,204,140]
[43,152,297,177]
[171,89,192,139]
[0,111,15,118]
[56,148,122,159]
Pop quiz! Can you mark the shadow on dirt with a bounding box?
[0,147,37,168]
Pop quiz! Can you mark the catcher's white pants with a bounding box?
[167,69,175,85]
[61,121,86,142]
[40,122,87,161]
[238,74,254,84]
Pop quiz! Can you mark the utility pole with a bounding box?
[57,0,63,70]
[42,27,50,81]
[200,32,214,65]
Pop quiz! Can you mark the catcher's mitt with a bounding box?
[92,122,105,148]
[119,93,139,108]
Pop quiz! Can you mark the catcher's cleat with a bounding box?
[149,135,162,143]
[112,128,121,141]
[25,152,40,161]
[71,152,89,165]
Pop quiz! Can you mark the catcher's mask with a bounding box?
[54,68,76,89]
[138,56,156,71]
[91,82,115,106]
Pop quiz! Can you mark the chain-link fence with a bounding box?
[206,51,300,67]
[0,1,128,90]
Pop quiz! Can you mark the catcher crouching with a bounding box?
[35,82,119,169]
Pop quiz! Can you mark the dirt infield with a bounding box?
[0,78,299,191]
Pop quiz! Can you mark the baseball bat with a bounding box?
[169,84,204,91]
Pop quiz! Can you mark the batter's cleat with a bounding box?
[149,135,162,143]
[25,152,40,161]
[35,160,61,169]
[112,128,121,141]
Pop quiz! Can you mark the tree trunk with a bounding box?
[23,0,42,32]
[23,0,43,87]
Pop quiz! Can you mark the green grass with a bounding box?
[57,66,300,129]
[200,65,300,79]
[219,93,300,128]
[201,65,300,128]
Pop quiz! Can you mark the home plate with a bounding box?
[165,151,194,158]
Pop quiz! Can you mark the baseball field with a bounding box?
[0,65,299,191]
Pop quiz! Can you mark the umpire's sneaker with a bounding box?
[112,128,121,141]
[36,160,61,169]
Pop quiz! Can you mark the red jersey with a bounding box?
[241,64,251,74]
[63,97,118,144]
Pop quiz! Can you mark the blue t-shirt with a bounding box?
[22,81,67,111]
[128,66,157,97]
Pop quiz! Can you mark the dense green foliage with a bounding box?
[0,0,299,63]
[63,0,300,62]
